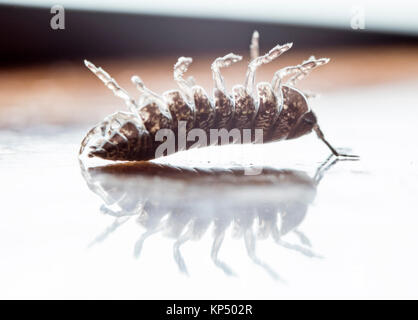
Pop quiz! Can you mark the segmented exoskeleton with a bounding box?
[80,31,358,161]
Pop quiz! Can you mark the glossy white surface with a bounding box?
[1,81,417,299]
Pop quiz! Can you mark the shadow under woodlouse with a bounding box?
[80,155,344,280]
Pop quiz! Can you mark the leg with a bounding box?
[293,229,312,247]
[84,60,138,114]
[272,225,323,258]
[313,154,338,183]
[186,76,196,87]
[245,42,293,95]
[134,230,149,259]
[131,75,164,102]
[173,56,194,102]
[244,228,283,282]
[272,65,302,93]
[173,224,194,275]
[133,226,164,258]
[287,56,330,86]
[130,75,169,112]
[272,56,329,96]
[250,30,259,61]
[88,216,131,248]
[314,125,359,159]
[211,230,236,276]
[211,53,242,92]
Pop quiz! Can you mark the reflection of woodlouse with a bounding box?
[80,31,358,161]
[81,156,340,277]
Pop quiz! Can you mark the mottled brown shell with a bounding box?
[232,86,256,130]
[213,88,234,130]
[82,80,316,161]
[253,82,281,141]
[84,112,155,161]
[138,101,173,137]
[163,90,195,132]
[192,86,216,133]
[269,85,310,141]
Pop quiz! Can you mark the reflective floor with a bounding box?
[1,81,418,299]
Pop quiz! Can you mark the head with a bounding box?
[286,110,318,140]
[79,111,153,161]
[79,113,123,160]
[272,85,317,141]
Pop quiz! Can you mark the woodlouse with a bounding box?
[79,31,358,161]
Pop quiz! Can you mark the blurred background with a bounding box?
[0,0,417,128]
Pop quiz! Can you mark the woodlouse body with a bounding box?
[80,31,357,161]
